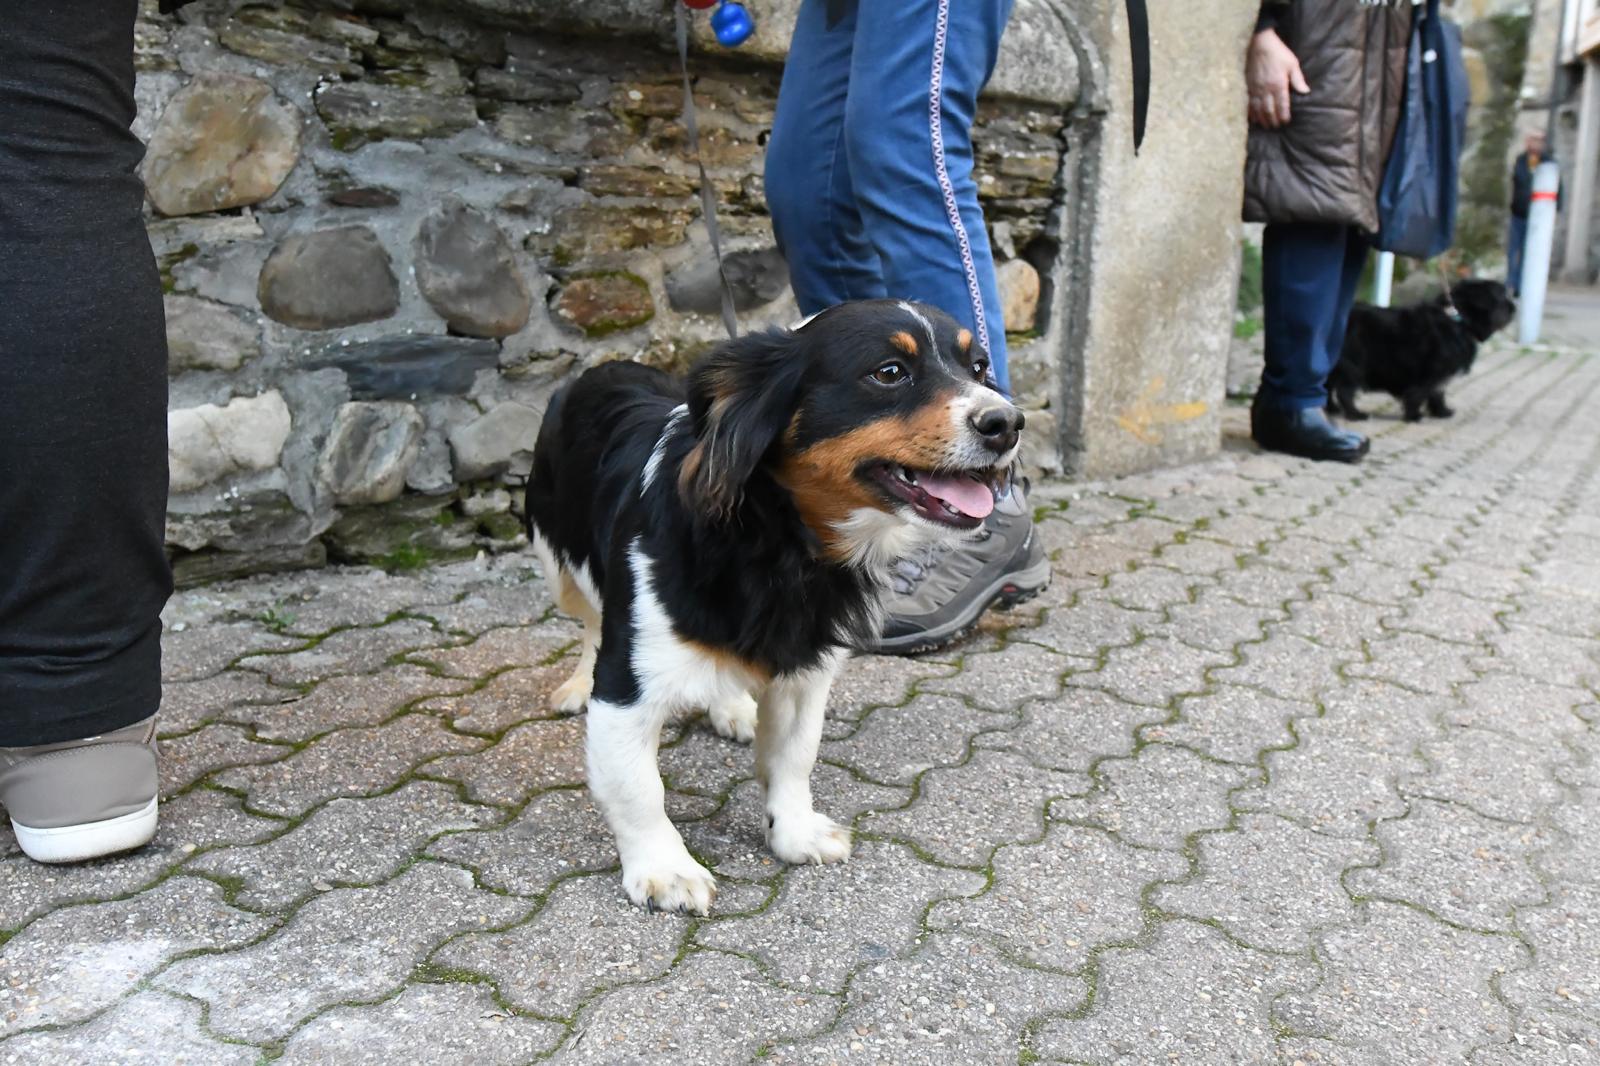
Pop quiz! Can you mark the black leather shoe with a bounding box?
[1251,397,1370,463]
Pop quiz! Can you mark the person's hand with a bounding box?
[1246,28,1310,129]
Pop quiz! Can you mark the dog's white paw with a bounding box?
[622,850,718,915]
[768,810,852,865]
[550,671,592,715]
[706,692,758,744]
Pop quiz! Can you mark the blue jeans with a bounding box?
[1260,223,1370,411]
[765,0,1015,392]
[1507,213,1528,296]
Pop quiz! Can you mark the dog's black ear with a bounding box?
[681,328,809,519]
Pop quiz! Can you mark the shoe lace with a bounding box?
[888,530,992,595]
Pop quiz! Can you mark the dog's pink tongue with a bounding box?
[918,473,995,520]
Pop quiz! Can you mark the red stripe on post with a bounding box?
[1532,191,1559,201]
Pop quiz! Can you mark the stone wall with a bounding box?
[139,0,1093,584]
[140,0,1257,581]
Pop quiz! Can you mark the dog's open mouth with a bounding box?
[865,462,1008,530]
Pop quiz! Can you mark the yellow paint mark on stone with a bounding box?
[1114,378,1209,445]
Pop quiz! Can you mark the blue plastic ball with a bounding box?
[711,2,754,46]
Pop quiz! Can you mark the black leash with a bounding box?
[1126,0,1149,152]
[675,2,742,340]
[675,0,1153,341]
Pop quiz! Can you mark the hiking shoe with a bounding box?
[866,482,1050,655]
[0,717,159,863]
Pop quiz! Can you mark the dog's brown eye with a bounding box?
[871,361,909,386]
[971,358,990,381]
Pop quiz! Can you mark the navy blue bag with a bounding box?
[1374,0,1472,259]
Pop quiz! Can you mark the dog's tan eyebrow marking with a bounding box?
[889,331,919,356]
[957,329,973,352]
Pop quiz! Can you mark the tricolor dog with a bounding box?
[524,299,1022,914]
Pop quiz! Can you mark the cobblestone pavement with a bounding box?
[6,339,1600,1065]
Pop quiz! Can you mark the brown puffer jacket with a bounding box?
[1243,0,1414,232]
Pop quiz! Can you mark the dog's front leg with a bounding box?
[587,698,717,914]
[757,653,851,865]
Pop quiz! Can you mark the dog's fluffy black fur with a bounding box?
[524,299,1022,914]
[1328,278,1517,422]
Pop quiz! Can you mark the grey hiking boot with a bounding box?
[866,482,1050,655]
[0,716,159,863]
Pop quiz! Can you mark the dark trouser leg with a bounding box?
[844,0,1015,392]
[1507,214,1528,296]
[1324,226,1370,363]
[1261,223,1368,411]
[0,1,172,746]
[766,0,888,315]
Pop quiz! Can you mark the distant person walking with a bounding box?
[1507,130,1554,297]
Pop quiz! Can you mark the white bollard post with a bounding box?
[1374,251,1395,308]
[1517,160,1561,345]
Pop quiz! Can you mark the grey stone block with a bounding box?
[1273,902,1522,1063]
[142,73,302,217]
[435,874,687,1018]
[562,950,835,1064]
[317,401,426,506]
[696,840,984,993]
[449,401,542,481]
[1037,919,1317,1063]
[165,294,261,372]
[157,865,529,1044]
[304,335,501,402]
[0,990,259,1066]
[665,248,790,314]
[426,788,619,897]
[188,781,502,911]
[1154,812,1378,952]
[0,877,274,1038]
[259,227,400,331]
[783,931,1086,1064]
[415,200,532,338]
[1051,744,1255,851]
[1349,798,1548,933]
[212,714,485,817]
[931,822,1187,972]
[861,749,1085,869]
[276,983,562,1065]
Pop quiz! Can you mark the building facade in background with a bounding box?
[1556,0,1600,281]
[1523,0,1600,283]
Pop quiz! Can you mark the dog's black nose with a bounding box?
[970,403,1024,453]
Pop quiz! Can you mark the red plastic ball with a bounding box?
[682,0,718,9]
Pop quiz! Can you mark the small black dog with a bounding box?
[1328,278,1517,422]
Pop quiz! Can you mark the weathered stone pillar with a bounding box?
[1049,0,1258,478]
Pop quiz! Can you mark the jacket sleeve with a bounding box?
[1256,1,1290,33]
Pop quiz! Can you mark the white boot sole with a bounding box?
[12,796,159,864]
